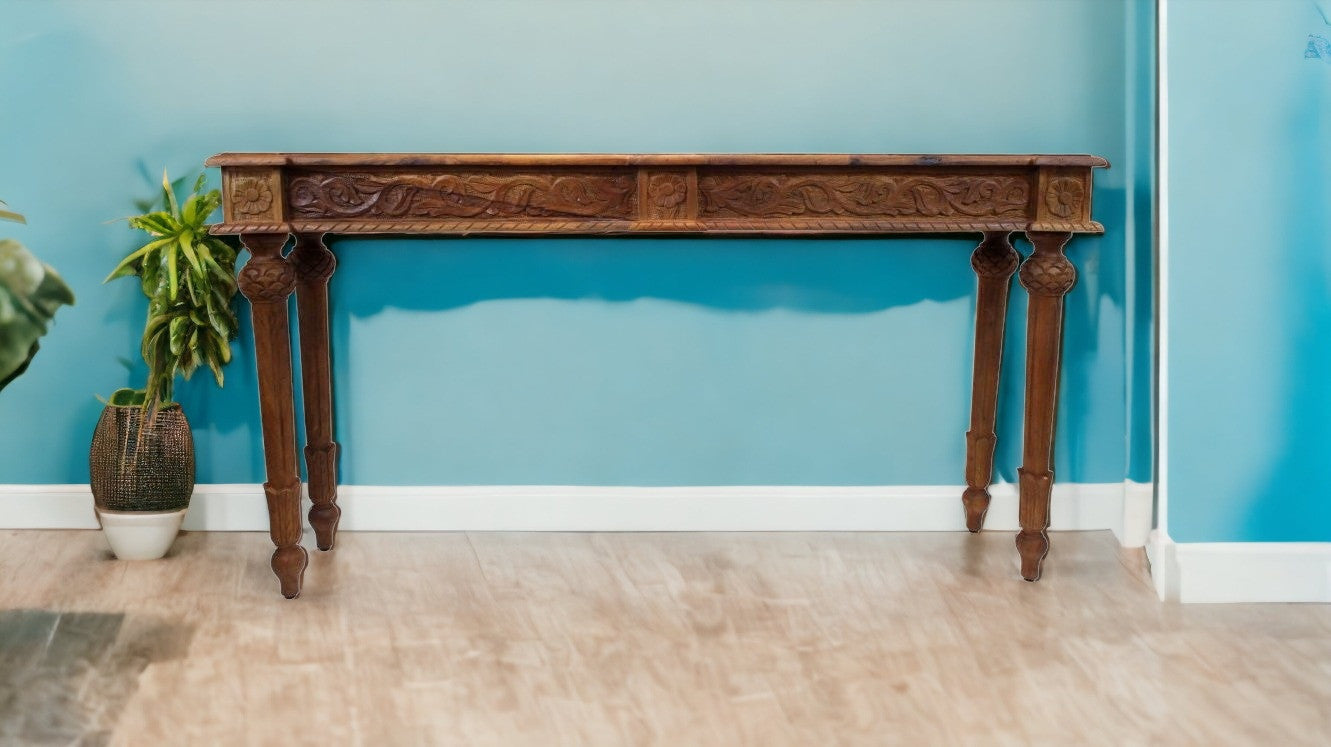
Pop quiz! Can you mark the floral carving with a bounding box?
[698,173,1030,220]
[1043,177,1085,219]
[287,170,637,220]
[645,172,688,219]
[238,256,296,304]
[232,176,275,216]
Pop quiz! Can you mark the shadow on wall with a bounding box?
[330,234,978,315]
[161,180,1124,486]
[313,210,1117,484]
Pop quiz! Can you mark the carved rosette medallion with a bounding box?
[698,172,1030,222]
[644,171,689,219]
[232,176,274,216]
[1019,253,1077,296]
[1043,177,1085,219]
[287,170,638,221]
[239,256,297,304]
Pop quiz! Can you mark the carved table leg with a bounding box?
[962,231,1020,532]
[291,233,340,551]
[1015,231,1076,581]
[238,233,308,599]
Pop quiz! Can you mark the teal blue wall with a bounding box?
[1165,0,1331,541]
[0,0,1149,487]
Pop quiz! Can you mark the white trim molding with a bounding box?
[1,481,1150,541]
[1120,480,1153,548]
[1148,530,1331,603]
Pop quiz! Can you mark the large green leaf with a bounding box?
[161,169,181,219]
[128,211,178,237]
[0,239,75,393]
[165,241,179,300]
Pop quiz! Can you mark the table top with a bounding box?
[205,153,1110,169]
[208,152,1108,236]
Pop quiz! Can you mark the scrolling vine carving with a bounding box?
[698,172,1030,220]
[287,170,637,220]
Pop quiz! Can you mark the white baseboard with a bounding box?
[1119,480,1153,548]
[0,481,1149,539]
[1147,530,1331,603]
[1146,529,1179,601]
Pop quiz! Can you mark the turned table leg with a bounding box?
[238,233,308,599]
[962,231,1020,532]
[1015,231,1076,581]
[291,234,340,551]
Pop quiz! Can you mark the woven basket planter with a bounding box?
[89,403,195,513]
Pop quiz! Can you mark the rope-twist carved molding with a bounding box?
[208,219,1105,236]
[239,256,297,304]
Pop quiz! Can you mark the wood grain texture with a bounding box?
[1,529,1328,745]
[205,153,1111,168]
[238,233,307,598]
[292,233,340,552]
[1016,231,1077,581]
[208,154,1107,237]
[963,232,1020,532]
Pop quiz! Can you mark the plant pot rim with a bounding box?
[103,401,184,411]
[94,506,189,516]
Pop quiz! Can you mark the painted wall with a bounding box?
[1164,0,1331,541]
[0,0,1148,487]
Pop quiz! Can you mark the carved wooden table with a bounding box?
[206,153,1107,598]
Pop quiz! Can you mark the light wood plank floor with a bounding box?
[1,529,1328,746]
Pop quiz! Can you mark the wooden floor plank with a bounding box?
[0,529,1327,745]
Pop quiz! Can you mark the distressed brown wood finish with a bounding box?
[1016,231,1078,581]
[235,233,307,598]
[963,231,1020,533]
[291,234,340,552]
[207,153,1107,597]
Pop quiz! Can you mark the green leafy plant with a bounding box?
[0,200,75,393]
[105,172,239,414]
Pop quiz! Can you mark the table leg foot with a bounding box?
[1016,529,1049,581]
[306,443,341,552]
[1016,468,1054,580]
[271,544,309,599]
[962,484,991,534]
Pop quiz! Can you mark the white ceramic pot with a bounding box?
[95,507,187,560]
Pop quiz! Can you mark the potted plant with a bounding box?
[0,200,75,392]
[92,172,239,559]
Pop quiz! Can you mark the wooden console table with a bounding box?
[206,153,1107,598]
